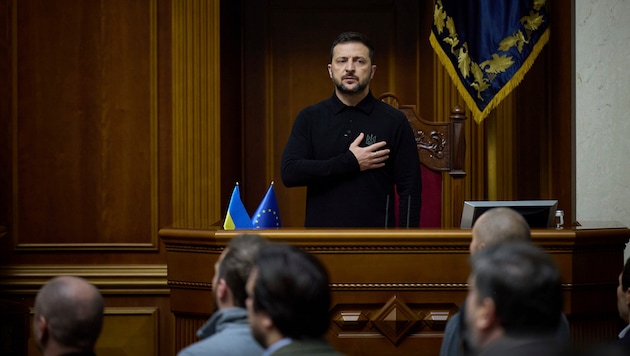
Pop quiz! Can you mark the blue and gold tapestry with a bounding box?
[430,0,550,123]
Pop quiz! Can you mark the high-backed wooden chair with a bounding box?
[379,93,466,227]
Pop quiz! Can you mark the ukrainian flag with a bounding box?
[223,183,253,230]
[430,0,550,123]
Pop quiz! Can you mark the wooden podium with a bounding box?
[160,225,629,355]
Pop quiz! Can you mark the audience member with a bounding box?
[245,243,345,355]
[440,207,569,356]
[33,275,104,356]
[178,234,268,356]
[465,241,567,356]
[614,256,630,351]
[467,207,531,254]
[570,256,630,356]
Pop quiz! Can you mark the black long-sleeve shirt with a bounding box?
[281,92,421,228]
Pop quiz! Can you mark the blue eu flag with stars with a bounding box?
[252,182,281,229]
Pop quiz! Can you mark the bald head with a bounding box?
[469,207,531,254]
[34,276,104,353]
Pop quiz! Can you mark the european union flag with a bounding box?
[252,182,281,229]
[430,0,550,123]
[223,183,253,230]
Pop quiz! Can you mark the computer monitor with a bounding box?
[460,200,558,229]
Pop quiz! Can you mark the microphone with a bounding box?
[406,195,411,228]
[385,194,390,228]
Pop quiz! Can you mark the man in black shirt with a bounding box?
[280,32,421,228]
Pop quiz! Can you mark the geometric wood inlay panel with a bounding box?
[371,295,421,346]
[330,296,459,346]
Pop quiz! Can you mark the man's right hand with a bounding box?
[349,132,390,171]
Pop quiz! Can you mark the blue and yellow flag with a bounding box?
[223,183,253,230]
[252,182,281,229]
[430,0,550,123]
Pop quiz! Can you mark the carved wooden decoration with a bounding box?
[330,295,459,346]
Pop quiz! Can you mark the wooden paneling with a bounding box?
[0,0,11,251]
[547,0,575,224]
[13,0,158,249]
[171,0,222,228]
[96,307,159,356]
[175,315,207,352]
[218,0,244,217]
[0,0,173,263]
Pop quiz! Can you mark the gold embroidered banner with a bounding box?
[430,0,550,123]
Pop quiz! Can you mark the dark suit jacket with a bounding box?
[612,327,630,354]
[272,339,345,356]
[619,327,630,346]
[440,303,571,356]
[480,335,567,356]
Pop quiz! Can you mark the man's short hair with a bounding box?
[330,31,375,64]
[34,276,104,349]
[622,257,630,292]
[470,242,562,335]
[252,243,331,339]
[472,207,531,246]
[219,234,269,307]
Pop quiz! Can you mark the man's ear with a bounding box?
[327,64,333,78]
[216,278,230,302]
[260,310,275,330]
[475,297,498,331]
[34,314,49,346]
[370,64,377,79]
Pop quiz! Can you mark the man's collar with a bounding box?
[262,337,292,356]
[331,91,375,114]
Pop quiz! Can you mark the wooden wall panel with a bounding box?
[0,0,173,264]
[0,0,11,245]
[547,0,575,224]
[171,0,222,228]
[175,315,207,352]
[10,0,158,250]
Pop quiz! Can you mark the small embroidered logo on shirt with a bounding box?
[365,134,377,146]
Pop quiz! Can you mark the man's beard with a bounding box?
[333,75,369,94]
